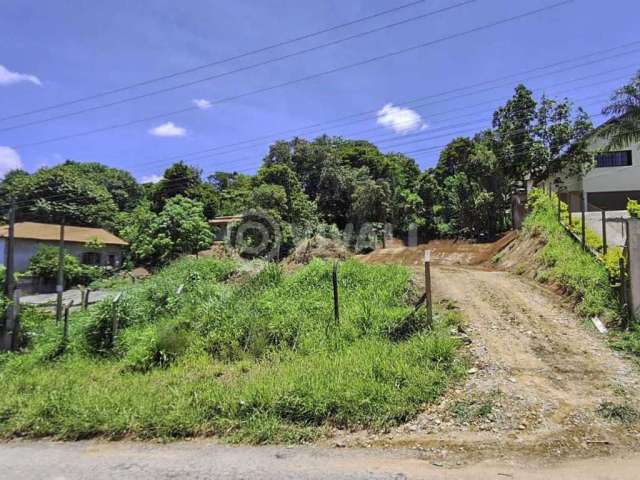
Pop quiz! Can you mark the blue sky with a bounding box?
[1,0,639,182]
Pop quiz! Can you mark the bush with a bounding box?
[628,199,640,219]
[26,245,105,287]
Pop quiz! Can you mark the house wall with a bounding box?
[0,239,124,272]
[546,134,640,211]
[581,135,640,198]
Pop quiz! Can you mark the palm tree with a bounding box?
[600,71,640,150]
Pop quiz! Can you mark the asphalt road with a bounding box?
[19,288,113,308]
[2,441,640,479]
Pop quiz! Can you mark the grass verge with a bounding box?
[0,257,464,443]
[523,189,620,320]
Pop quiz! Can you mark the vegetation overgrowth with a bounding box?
[524,189,620,320]
[0,257,464,442]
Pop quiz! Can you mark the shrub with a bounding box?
[628,199,640,219]
[26,245,105,287]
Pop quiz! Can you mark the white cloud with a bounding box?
[0,64,41,86]
[192,98,212,110]
[148,121,187,137]
[140,174,163,184]
[0,147,23,177]
[376,103,428,135]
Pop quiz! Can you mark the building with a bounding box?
[0,222,128,272]
[209,215,243,242]
[551,125,640,212]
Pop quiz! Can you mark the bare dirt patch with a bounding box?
[341,239,640,465]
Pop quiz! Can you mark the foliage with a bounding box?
[600,71,640,150]
[121,196,213,266]
[151,161,219,219]
[0,257,463,442]
[628,199,640,218]
[525,189,619,319]
[492,85,593,185]
[0,161,140,228]
[26,245,104,287]
[84,236,105,251]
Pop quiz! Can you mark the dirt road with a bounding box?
[353,241,640,465]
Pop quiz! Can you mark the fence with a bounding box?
[553,186,635,326]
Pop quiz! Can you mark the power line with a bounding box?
[0,0,428,123]
[0,0,478,133]
[135,40,639,165]
[10,1,573,150]
[0,90,612,212]
[127,64,636,174]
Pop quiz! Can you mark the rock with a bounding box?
[334,441,346,448]
[468,368,478,374]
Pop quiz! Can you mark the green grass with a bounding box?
[524,189,620,320]
[0,257,464,443]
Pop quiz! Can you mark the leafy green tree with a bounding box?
[152,161,219,218]
[351,179,391,225]
[59,161,143,211]
[492,84,538,189]
[1,167,118,227]
[121,196,212,266]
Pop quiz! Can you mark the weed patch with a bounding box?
[0,257,463,443]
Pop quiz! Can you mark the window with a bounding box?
[82,252,101,265]
[595,150,632,168]
[108,254,117,267]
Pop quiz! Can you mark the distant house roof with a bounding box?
[209,215,243,226]
[0,222,128,246]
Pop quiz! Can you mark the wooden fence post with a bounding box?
[581,198,587,251]
[424,251,433,325]
[82,288,91,310]
[601,210,608,256]
[332,261,340,326]
[620,256,629,330]
[63,300,74,345]
[111,292,122,345]
[1,200,17,352]
[55,222,65,323]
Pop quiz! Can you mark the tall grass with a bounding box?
[0,257,464,443]
[525,189,620,320]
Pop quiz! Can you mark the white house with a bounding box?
[0,222,128,272]
[552,128,640,211]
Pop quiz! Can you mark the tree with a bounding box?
[351,179,390,225]
[152,161,219,218]
[600,71,640,149]
[121,196,212,266]
[60,161,143,211]
[492,84,538,189]
[0,167,118,227]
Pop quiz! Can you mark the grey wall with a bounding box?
[0,239,124,272]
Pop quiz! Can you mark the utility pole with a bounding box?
[55,221,65,324]
[1,200,17,351]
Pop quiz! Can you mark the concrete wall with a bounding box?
[0,239,124,272]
